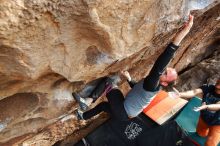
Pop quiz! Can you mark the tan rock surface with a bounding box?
[0,0,219,145]
[176,48,220,91]
[0,0,186,88]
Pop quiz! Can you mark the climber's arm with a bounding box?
[194,102,220,112]
[178,88,203,100]
[143,15,194,91]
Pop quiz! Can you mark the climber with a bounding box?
[75,15,194,121]
[174,78,220,146]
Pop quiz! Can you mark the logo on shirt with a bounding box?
[124,122,142,140]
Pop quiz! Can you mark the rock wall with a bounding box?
[0,0,186,88]
[176,48,220,91]
[0,0,219,145]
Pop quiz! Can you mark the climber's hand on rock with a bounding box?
[121,70,131,81]
[173,14,194,46]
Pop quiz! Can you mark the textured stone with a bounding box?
[0,0,219,145]
[176,48,220,91]
[0,0,187,87]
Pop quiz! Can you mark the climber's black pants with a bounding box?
[83,89,129,121]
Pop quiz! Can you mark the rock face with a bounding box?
[0,0,219,145]
[176,48,220,91]
[0,0,186,86]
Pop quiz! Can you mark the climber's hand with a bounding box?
[121,70,132,81]
[173,14,194,46]
[193,102,207,112]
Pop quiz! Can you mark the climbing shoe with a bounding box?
[72,92,93,111]
[75,109,84,120]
